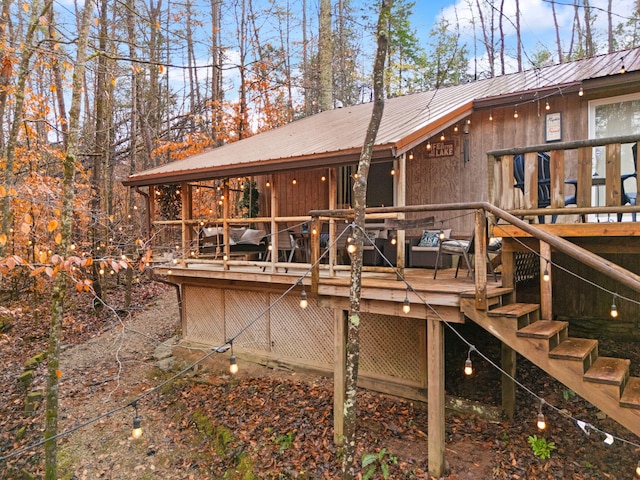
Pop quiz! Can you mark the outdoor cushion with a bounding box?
[417,229,451,247]
[238,229,266,245]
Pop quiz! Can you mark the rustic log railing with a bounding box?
[489,135,640,222]
[310,202,640,310]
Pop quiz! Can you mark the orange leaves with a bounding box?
[75,279,92,293]
[47,220,58,232]
[0,185,6,197]
[0,234,6,246]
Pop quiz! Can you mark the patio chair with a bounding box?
[514,152,579,223]
[618,143,637,222]
[433,228,501,281]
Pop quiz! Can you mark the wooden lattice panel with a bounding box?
[269,294,333,365]
[183,286,224,345]
[359,313,425,385]
[225,290,269,351]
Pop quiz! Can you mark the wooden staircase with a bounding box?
[460,291,640,438]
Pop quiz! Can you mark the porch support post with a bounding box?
[333,308,347,444]
[180,182,192,265]
[270,175,278,273]
[328,167,337,277]
[427,315,445,478]
[501,343,516,420]
[223,180,230,270]
[396,153,406,279]
[148,186,155,244]
[311,215,320,294]
[540,241,552,320]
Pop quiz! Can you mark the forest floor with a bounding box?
[1,280,640,479]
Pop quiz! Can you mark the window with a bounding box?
[589,93,640,219]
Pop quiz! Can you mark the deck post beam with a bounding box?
[501,343,516,420]
[427,315,445,477]
[333,308,347,445]
[540,241,552,320]
[269,174,278,273]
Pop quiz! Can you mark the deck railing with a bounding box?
[488,135,640,222]
[310,202,640,313]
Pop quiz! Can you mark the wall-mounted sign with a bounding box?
[428,141,455,158]
[545,112,562,142]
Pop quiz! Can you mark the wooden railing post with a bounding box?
[539,241,552,320]
[311,216,320,294]
[474,209,487,310]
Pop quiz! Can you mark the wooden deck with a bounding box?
[156,263,504,324]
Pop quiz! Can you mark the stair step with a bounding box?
[487,303,539,318]
[620,377,640,409]
[460,287,513,299]
[584,357,630,386]
[549,338,598,361]
[517,320,568,339]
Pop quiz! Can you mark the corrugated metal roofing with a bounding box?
[124,47,640,187]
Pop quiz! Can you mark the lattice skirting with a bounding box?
[182,285,426,387]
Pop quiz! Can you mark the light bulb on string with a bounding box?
[464,346,475,376]
[130,400,143,439]
[635,460,640,477]
[300,287,308,309]
[536,400,547,430]
[610,294,618,318]
[438,229,446,242]
[440,132,445,141]
[545,101,550,111]
[578,87,584,97]
[408,151,414,160]
[402,289,411,314]
[489,111,493,121]
[229,341,238,374]
[514,109,519,119]
[543,260,550,282]
[426,141,431,151]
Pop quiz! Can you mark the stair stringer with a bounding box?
[460,298,640,438]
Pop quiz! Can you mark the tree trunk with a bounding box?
[515,0,522,71]
[318,0,332,111]
[341,2,390,478]
[44,0,93,476]
[0,0,52,257]
[552,0,563,62]
[499,0,505,75]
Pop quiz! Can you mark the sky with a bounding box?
[410,0,638,73]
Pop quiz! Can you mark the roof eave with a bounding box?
[122,145,396,187]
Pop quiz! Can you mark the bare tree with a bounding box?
[341,1,390,478]
[44,0,94,476]
[552,0,563,62]
[515,0,522,71]
[318,0,332,110]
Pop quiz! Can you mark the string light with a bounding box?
[321,175,326,182]
[620,57,627,74]
[426,141,431,151]
[402,289,411,314]
[543,260,550,282]
[464,346,475,376]
[130,401,142,439]
[390,168,395,176]
[489,111,493,121]
[578,86,584,96]
[292,179,297,185]
[229,341,238,374]
[537,400,547,430]
[440,132,445,141]
[299,287,308,309]
[454,124,459,133]
[635,460,640,477]
[408,151,414,160]
[438,229,446,242]
[266,181,271,187]
[545,101,550,111]
[610,294,618,318]
[514,109,519,119]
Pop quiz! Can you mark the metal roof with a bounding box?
[124,48,640,187]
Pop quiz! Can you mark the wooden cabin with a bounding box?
[123,48,640,476]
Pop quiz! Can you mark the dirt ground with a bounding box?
[2,282,640,479]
